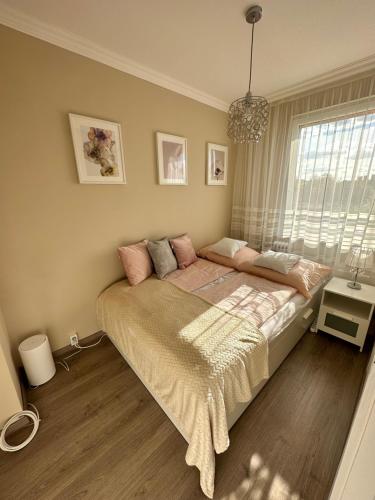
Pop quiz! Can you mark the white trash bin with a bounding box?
[19,334,56,386]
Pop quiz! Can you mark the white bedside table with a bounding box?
[317,277,375,351]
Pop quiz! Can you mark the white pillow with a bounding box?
[209,237,248,258]
[254,250,301,275]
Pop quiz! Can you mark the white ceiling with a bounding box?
[1,0,375,108]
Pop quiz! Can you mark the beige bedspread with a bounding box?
[97,276,268,498]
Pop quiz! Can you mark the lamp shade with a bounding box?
[345,246,374,270]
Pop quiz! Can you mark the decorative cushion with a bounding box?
[253,250,301,274]
[147,238,178,279]
[208,237,248,258]
[198,245,260,269]
[118,240,153,286]
[169,233,198,269]
[238,258,332,299]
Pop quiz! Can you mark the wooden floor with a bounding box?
[0,331,369,500]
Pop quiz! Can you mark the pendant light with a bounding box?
[227,5,269,143]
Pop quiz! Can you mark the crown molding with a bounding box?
[266,54,375,102]
[0,3,229,112]
[1,3,374,110]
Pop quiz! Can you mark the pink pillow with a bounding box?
[199,245,331,298]
[118,240,153,286]
[198,245,259,269]
[238,259,332,299]
[170,234,198,270]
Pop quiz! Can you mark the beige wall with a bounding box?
[0,26,234,353]
[0,308,23,426]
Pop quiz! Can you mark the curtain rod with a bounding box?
[292,95,375,120]
[270,71,375,107]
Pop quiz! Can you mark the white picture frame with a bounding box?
[156,132,188,185]
[69,113,126,184]
[207,143,228,186]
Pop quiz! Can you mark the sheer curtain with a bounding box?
[285,102,375,267]
[231,73,375,280]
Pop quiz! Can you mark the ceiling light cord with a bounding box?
[248,22,255,94]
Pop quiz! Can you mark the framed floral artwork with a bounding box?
[156,132,188,185]
[69,114,126,184]
[207,143,228,186]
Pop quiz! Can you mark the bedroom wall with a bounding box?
[0,308,23,425]
[0,25,234,353]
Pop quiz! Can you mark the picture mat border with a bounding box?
[69,113,126,184]
[156,132,188,186]
[206,142,228,186]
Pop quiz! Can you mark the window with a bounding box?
[284,100,375,263]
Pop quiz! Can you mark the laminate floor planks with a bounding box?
[0,331,368,500]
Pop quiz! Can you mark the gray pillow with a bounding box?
[147,238,178,279]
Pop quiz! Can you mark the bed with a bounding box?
[97,258,329,498]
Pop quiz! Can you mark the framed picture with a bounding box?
[69,113,126,184]
[156,132,188,185]
[207,143,228,186]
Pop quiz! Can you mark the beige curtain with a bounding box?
[231,72,375,277]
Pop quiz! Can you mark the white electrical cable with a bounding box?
[1,336,106,449]
[57,334,107,372]
[0,403,40,452]
[56,349,81,372]
[74,334,107,349]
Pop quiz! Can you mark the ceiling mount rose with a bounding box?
[245,5,263,24]
[227,4,269,143]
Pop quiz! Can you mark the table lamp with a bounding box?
[345,245,374,290]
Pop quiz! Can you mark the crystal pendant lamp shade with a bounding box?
[228,92,269,143]
[227,5,269,144]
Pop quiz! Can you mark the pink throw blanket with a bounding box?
[165,258,233,291]
[165,260,297,328]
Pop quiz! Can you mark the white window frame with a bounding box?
[286,97,375,212]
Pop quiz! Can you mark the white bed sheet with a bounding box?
[194,269,328,344]
[260,279,326,342]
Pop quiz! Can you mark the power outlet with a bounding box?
[70,334,79,347]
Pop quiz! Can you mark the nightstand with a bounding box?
[317,277,375,351]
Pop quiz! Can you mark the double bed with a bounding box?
[97,257,329,498]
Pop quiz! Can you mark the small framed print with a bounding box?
[207,143,228,186]
[69,113,126,184]
[156,132,188,185]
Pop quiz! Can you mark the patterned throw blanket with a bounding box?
[97,276,268,498]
